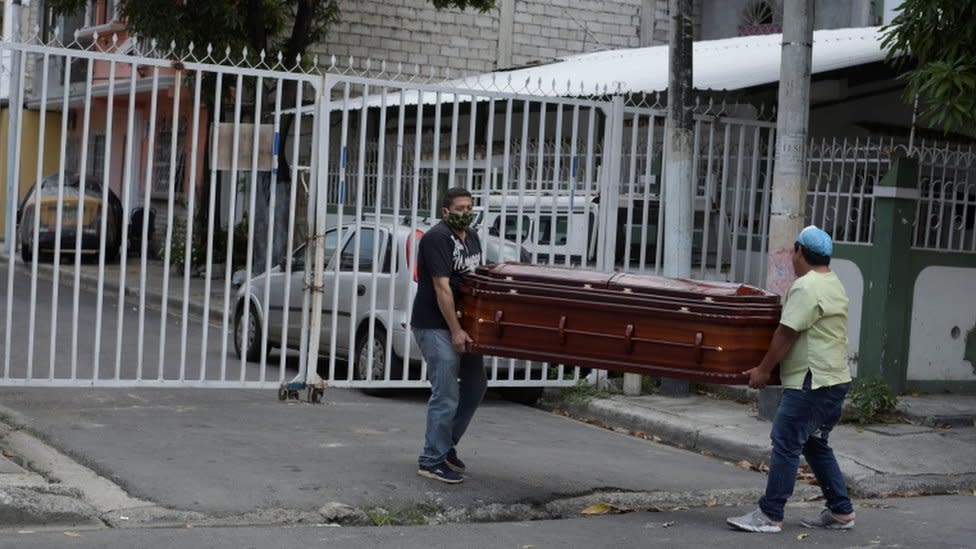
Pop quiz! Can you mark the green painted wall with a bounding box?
[835,158,976,395]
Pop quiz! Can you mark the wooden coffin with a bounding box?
[459,263,782,384]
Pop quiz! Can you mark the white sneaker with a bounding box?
[801,508,855,530]
[726,508,782,533]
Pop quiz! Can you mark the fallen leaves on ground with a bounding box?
[63,532,81,538]
[796,533,809,540]
[662,521,675,528]
[580,502,637,516]
[706,499,718,507]
[859,502,893,509]
[797,464,818,485]
[736,459,769,473]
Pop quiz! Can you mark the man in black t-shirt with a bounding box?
[411,187,486,484]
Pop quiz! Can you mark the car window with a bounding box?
[537,215,568,245]
[491,215,531,241]
[339,227,384,272]
[290,244,306,270]
[292,228,342,270]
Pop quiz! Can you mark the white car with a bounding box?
[234,217,545,402]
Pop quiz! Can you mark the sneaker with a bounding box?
[417,462,464,484]
[445,448,466,473]
[801,509,855,530]
[726,508,782,533]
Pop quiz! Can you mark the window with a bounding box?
[88,134,106,182]
[739,1,782,36]
[339,228,386,272]
[491,215,532,241]
[153,118,187,195]
[536,215,568,246]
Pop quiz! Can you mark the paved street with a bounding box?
[2,496,973,548]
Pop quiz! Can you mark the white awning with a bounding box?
[475,26,887,94]
[319,26,889,112]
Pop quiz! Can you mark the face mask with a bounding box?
[446,211,474,230]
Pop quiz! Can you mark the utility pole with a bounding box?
[650,0,694,398]
[759,0,814,420]
[4,0,23,253]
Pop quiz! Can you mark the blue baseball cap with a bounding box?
[795,225,833,257]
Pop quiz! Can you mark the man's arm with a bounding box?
[432,276,471,352]
[744,324,799,389]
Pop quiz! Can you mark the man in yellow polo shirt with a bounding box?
[727,225,856,534]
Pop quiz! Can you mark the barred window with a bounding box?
[88,134,106,182]
[152,119,187,195]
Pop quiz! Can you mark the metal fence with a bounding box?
[805,137,976,253]
[13,39,968,392]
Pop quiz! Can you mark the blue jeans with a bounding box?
[759,373,853,522]
[414,329,487,467]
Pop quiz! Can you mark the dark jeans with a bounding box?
[759,373,853,522]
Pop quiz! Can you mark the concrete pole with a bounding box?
[4,0,23,253]
[496,0,515,69]
[759,0,813,420]
[651,0,694,397]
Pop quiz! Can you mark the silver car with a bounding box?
[233,217,544,401]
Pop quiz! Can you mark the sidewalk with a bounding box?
[566,390,976,498]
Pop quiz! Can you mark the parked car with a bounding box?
[17,173,123,262]
[234,217,545,402]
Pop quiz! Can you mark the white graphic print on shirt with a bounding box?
[452,233,481,274]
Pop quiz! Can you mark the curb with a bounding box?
[569,397,976,499]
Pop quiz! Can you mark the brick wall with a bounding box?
[508,0,643,67]
[313,0,502,77]
[313,0,668,78]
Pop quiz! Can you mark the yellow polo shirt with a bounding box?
[779,271,852,390]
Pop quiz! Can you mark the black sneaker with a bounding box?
[445,448,466,473]
[417,462,463,484]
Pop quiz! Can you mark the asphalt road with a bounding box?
[2,495,973,549]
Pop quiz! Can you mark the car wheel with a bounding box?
[105,239,120,263]
[499,386,544,406]
[234,301,263,362]
[354,326,402,396]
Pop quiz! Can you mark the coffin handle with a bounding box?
[494,310,504,338]
[624,324,635,354]
[558,315,567,345]
[693,332,704,365]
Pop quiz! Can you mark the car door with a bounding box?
[332,226,391,359]
[263,229,343,349]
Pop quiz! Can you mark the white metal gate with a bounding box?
[1,40,780,391]
[1,39,322,388]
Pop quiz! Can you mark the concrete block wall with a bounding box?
[314,0,669,78]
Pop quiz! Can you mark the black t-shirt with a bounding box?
[410,220,482,330]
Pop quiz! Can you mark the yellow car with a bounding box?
[17,173,123,263]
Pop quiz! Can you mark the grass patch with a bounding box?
[363,503,442,526]
[844,377,901,425]
[539,380,616,410]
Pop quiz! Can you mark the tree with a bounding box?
[880,0,976,134]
